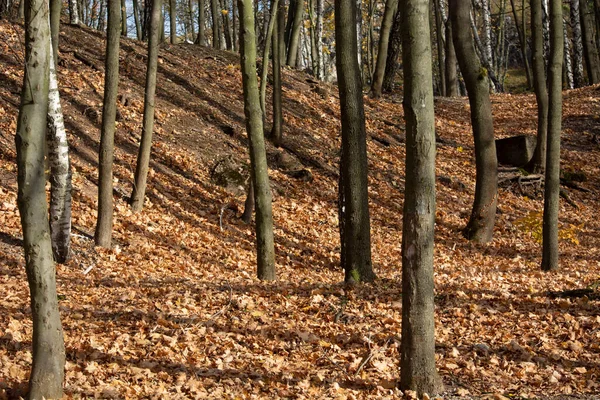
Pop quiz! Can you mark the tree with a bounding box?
[370,0,398,98]
[259,0,279,116]
[210,0,221,48]
[382,7,401,93]
[444,17,459,97]
[579,0,600,83]
[571,0,585,87]
[399,0,442,395]
[335,0,374,283]
[450,0,498,243]
[96,0,121,247]
[528,0,549,174]
[541,0,563,271]
[286,0,304,66]
[130,0,162,212]
[196,0,205,44]
[121,0,127,35]
[239,0,276,280]
[170,0,177,43]
[271,0,284,145]
[510,0,533,88]
[16,0,65,396]
[133,0,143,39]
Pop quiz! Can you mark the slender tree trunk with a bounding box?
[16,1,66,396]
[271,5,283,145]
[130,0,162,212]
[239,0,276,279]
[370,0,398,97]
[481,0,493,64]
[382,7,401,92]
[356,0,362,67]
[69,0,80,24]
[450,0,498,243]
[96,0,120,247]
[335,0,374,283]
[260,0,279,115]
[445,18,459,96]
[50,0,61,72]
[571,0,585,87]
[196,0,205,43]
[133,0,143,38]
[580,0,600,83]
[170,0,177,42]
[98,0,107,31]
[121,0,128,35]
[541,0,563,271]
[221,0,233,49]
[400,0,442,395]
[210,0,220,47]
[232,0,238,50]
[188,0,195,39]
[315,0,323,78]
[160,3,166,41]
[511,0,533,87]
[286,0,304,66]
[433,0,446,95]
[529,0,549,174]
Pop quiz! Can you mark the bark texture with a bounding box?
[450,0,498,243]
[542,0,563,271]
[130,0,162,211]
[239,0,276,280]
[16,0,66,396]
[580,0,600,83]
[96,0,121,247]
[444,18,459,96]
[286,0,304,66]
[571,0,585,87]
[170,0,177,42]
[271,1,284,146]
[400,0,442,395]
[335,0,374,283]
[382,7,401,92]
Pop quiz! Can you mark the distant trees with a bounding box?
[335,0,374,283]
[16,0,65,396]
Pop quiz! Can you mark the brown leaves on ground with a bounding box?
[1,21,600,399]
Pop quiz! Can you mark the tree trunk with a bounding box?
[121,0,127,35]
[232,0,238,50]
[370,0,398,97]
[130,0,162,212]
[541,0,563,271]
[356,0,362,68]
[221,0,232,49]
[382,7,401,92]
[196,0,205,43]
[239,0,276,280]
[50,0,61,64]
[241,179,254,223]
[580,0,600,83]
[400,0,442,395]
[335,0,374,283]
[47,46,72,265]
[528,0,549,174]
[510,0,533,87]
[433,0,445,96]
[210,0,220,47]
[563,17,574,89]
[450,0,498,243]
[133,0,143,38]
[445,18,459,96]
[69,0,80,24]
[271,8,283,145]
[571,0,585,87]
[315,0,323,78]
[96,0,120,247]
[170,0,177,42]
[98,0,107,31]
[286,0,304,66]
[260,0,279,116]
[188,0,195,40]
[16,0,66,396]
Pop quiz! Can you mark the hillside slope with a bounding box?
[1,21,600,399]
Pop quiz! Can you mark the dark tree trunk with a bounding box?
[433,0,446,96]
[221,0,233,49]
[271,0,284,145]
[529,0,549,174]
[335,0,374,283]
[571,0,585,87]
[232,0,238,50]
[133,0,142,38]
[121,0,127,35]
[444,18,459,96]
[286,0,304,66]
[541,0,563,271]
[510,0,533,87]
[239,0,276,280]
[370,0,398,97]
[130,0,162,211]
[210,0,220,47]
[196,0,205,44]
[50,0,61,64]
[259,0,279,115]
[96,0,121,247]
[170,0,177,42]
[382,6,401,93]
[16,0,65,396]
[399,0,443,395]
[580,0,600,83]
[450,0,498,243]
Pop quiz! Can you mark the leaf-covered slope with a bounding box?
[1,21,600,399]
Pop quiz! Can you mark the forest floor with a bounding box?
[1,20,600,400]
